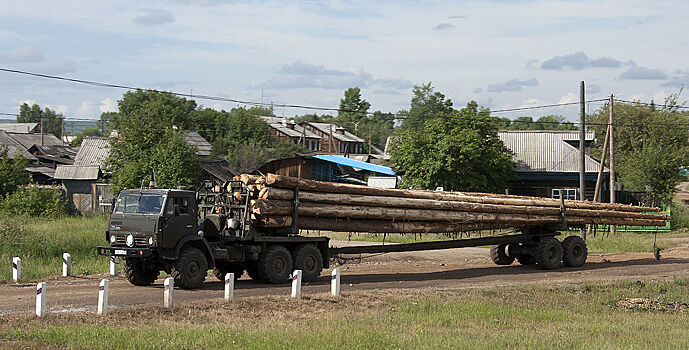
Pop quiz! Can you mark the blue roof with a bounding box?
[313,155,396,176]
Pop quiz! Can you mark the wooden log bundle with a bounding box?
[242,173,668,233]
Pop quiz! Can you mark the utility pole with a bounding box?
[40,117,44,146]
[609,94,616,235]
[101,120,105,137]
[579,81,586,239]
[61,118,65,145]
[368,126,372,157]
[329,122,334,154]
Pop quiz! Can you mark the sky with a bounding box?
[1,0,688,123]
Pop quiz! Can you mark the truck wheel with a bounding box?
[257,245,292,284]
[214,263,244,281]
[171,247,208,289]
[516,254,536,265]
[124,259,158,286]
[245,263,261,281]
[490,244,515,265]
[293,245,323,282]
[535,237,563,270]
[562,236,588,267]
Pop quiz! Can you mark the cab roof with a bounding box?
[119,188,195,196]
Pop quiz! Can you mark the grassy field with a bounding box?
[2,279,689,349]
[0,215,108,282]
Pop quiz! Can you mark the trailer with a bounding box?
[97,176,665,289]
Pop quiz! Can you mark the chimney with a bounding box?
[336,127,345,135]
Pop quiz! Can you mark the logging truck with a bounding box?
[97,175,667,289]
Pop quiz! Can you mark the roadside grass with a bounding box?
[2,279,689,349]
[0,215,108,282]
[565,230,688,253]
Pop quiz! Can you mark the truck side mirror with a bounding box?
[174,204,180,216]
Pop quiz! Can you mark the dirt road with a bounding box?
[1,241,688,316]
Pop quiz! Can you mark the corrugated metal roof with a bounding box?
[54,165,100,180]
[9,133,63,149]
[260,117,322,139]
[25,165,56,178]
[498,130,605,173]
[74,137,111,166]
[0,131,37,160]
[185,131,212,156]
[0,123,39,134]
[313,155,396,175]
[303,122,364,143]
[200,158,240,182]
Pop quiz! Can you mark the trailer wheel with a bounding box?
[214,263,244,281]
[535,237,563,270]
[562,236,588,267]
[124,258,158,286]
[257,245,293,284]
[490,244,515,265]
[170,247,208,289]
[293,245,323,281]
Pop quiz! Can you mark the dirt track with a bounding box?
[1,241,689,316]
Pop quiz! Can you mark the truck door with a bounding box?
[162,194,198,248]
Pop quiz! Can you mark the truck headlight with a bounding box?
[148,237,154,246]
[110,234,116,244]
[126,234,134,247]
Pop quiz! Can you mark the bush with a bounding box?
[671,201,689,230]
[1,187,68,218]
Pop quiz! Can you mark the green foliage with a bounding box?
[397,83,453,131]
[1,187,67,218]
[0,147,31,197]
[99,111,120,133]
[292,113,333,124]
[503,115,577,130]
[336,87,371,131]
[226,140,308,174]
[671,201,689,230]
[106,90,200,194]
[17,103,63,137]
[355,111,394,151]
[390,101,516,192]
[72,128,102,146]
[588,93,689,204]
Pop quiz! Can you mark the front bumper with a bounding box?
[97,246,154,258]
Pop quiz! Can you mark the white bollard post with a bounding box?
[109,256,119,276]
[98,279,109,315]
[12,257,21,283]
[291,270,302,298]
[331,268,340,297]
[36,282,46,317]
[62,253,71,277]
[164,277,174,307]
[224,273,234,301]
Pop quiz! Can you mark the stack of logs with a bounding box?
[236,174,668,233]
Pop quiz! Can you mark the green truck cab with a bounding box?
[97,184,329,289]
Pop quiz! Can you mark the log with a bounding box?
[264,174,658,212]
[258,188,667,221]
[240,174,264,185]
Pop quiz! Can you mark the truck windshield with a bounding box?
[114,194,166,215]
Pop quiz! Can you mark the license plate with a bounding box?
[114,249,126,255]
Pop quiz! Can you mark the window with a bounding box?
[167,196,190,215]
[114,194,165,215]
[552,189,577,200]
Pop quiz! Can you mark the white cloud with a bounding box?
[99,98,117,113]
[558,92,578,104]
[47,104,69,115]
[132,9,175,25]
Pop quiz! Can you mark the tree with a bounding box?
[336,87,370,132]
[0,147,31,198]
[72,128,102,146]
[587,93,689,204]
[100,111,120,133]
[17,103,63,137]
[390,101,516,192]
[504,115,576,130]
[292,113,333,124]
[397,83,453,131]
[106,90,200,194]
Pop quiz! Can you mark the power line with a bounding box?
[613,98,689,110]
[0,112,19,117]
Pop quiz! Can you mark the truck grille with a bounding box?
[115,234,149,247]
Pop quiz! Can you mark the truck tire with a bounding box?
[535,237,563,270]
[124,259,158,286]
[170,247,208,289]
[293,244,323,282]
[562,236,588,267]
[214,263,244,281]
[257,245,292,284]
[490,244,515,265]
[516,254,536,265]
[245,263,261,281]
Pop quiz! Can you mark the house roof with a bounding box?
[498,130,605,173]
[200,158,240,182]
[9,133,63,149]
[74,137,111,166]
[186,131,212,156]
[54,165,100,180]
[301,122,364,143]
[0,123,39,134]
[261,117,322,139]
[0,131,37,160]
[313,155,396,176]
[25,165,56,178]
